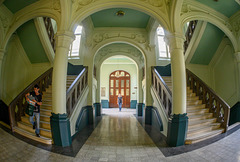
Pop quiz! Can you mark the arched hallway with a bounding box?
[1,110,240,161]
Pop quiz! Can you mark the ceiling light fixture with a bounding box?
[116,10,125,17]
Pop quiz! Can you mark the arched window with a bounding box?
[157,27,170,59]
[68,25,82,58]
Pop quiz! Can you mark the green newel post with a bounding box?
[145,106,153,124]
[167,113,188,147]
[50,113,72,147]
[136,103,144,116]
[93,103,101,117]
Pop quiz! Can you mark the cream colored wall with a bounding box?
[186,64,212,86]
[211,45,237,107]
[186,38,238,107]
[1,35,51,105]
[100,64,138,102]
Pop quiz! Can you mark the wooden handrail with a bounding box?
[152,67,172,118]
[184,20,198,54]
[43,17,56,52]
[66,67,88,117]
[186,69,230,132]
[8,68,53,130]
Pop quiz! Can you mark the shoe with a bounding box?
[36,134,40,137]
[33,125,35,129]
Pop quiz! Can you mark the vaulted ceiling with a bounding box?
[196,0,240,18]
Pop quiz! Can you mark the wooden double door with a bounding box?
[109,70,130,108]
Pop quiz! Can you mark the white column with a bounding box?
[138,66,143,103]
[167,33,186,114]
[96,65,101,103]
[52,31,74,114]
[0,49,5,99]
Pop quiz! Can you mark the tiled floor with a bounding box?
[1,108,240,161]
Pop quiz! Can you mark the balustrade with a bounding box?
[152,67,172,117]
[8,68,53,130]
[66,67,88,117]
[186,69,230,132]
[43,17,56,52]
[184,20,198,53]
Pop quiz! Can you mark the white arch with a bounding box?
[70,1,171,33]
[2,8,60,50]
[181,13,238,52]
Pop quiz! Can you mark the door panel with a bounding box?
[109,70,131,108]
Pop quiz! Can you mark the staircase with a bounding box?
[13,75,77,145]
[162,76,224,144]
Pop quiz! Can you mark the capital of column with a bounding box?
[165,33,185,52]
[235,52,240,63]
[55,30,75,49]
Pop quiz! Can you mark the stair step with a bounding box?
[185,128,224,144]
[187,104,206,110]
[17,122,52,138]
[40,114,51,122]
[188,113,213,121]
[187,100,202,105]
[187,123,221,137]
[187,93,196,97]
[14,127,52,145]
[41,109,52,116]
[187,96,199,101]
[188,118,217,128]
[187,108,209,115]
[21,116,51,129]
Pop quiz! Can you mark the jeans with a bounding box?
[30,112,40,134]
[118,103,122,111]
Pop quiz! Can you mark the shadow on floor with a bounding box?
[135,115,240,157]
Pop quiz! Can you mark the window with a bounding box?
[157,27,170,59]
[68,25,82,58]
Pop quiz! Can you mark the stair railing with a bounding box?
[8,68,53,130]
[66,67,88,117]
[152,67,172,117]
[186,69,230,132]
[184,20,198,53]
[43,17,56,52]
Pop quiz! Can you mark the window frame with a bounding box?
[68,26,82,59]
[157,27,170,60]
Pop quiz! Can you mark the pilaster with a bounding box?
[235,52,240,101]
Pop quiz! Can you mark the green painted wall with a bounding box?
[91,8,150,28]
[190,23,224,65]
[3,0,39,13]
[17,20,49,63]
[196,0,240,18]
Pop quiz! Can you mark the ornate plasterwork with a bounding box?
[87,30,150,52]
[0,14,9,33]
[73,0,97,11]
[230,13,240,39]
[52,0,61,13]
[181,2,231,31]
[94,44,144,65]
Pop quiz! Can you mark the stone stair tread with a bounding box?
[188,123,220,133]
[186,128,224,142]
[21,116,50,124]
[188,112,212,118]
[18,121,51,132]
[187,108,209,113]
[188,118,217,126]
[14,127,52,145]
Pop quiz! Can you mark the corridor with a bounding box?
[0,109,240,161]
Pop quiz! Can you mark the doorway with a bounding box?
[109,70,130,108]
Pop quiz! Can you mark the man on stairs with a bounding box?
[25,84,42,137]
